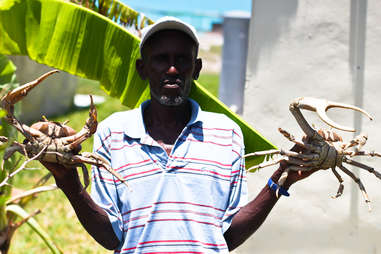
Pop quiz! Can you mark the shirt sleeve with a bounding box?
[221,125,248,233]
[90,124,124,242]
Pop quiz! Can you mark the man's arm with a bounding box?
[43,162,120,250]
[224,161,317,251]
[223,167,283,250]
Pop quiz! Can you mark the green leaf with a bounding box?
[0,54,19,210]
[0,0,149,107]
[0,0,20,10]
[69,0,152,31]
[6,204,63,254]
[6,184,58,205]
[0,0,276,170]
[0,54,17,89]
[108,1,121,21]
[192,81,276,169]
[0,109,6,118]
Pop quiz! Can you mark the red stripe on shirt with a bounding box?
[123,209,222,223]
[184,138,232,147]
[155,201,225,212]
[232,149,241,157]
[190,130,231,140]
[116,240,225,252]
[94,168,161,183]
[151,209,223,220]
[191,126,241,138]
[122,201,225,216]
[169,156,232,167]
[192,126,232,132]
[171,167,231,179]
[115,159,154,171]
[96,131,124,151]
[126,218,221,231]
[122,205,152,216]
[144,252,204,254]
[111,143,141,151]
[138,239,226,247]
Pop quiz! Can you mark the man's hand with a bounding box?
[224,143,321,251]
[40,161,83,191]
[41,161,119,249]
[275,142,320,189]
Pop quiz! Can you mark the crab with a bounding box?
[0,70,128,188]
[245,97,381,210]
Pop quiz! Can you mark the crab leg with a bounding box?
[276,165,315,198]
[338,164,371,211]
[244,149,318,161]
[246,157,285,172]
[343,157,381,179]
[277,167,290,186]
[4,142,26,160]
[18,123,48,140]
[331,167,344,199]
[341,133,367,151]
[349,150,381,158]
[244,149,281,158]
[72,152,129,189]
[278,128,318,151]
[3,114,40,142]
[244,148,319,173]
[77,163,90,189]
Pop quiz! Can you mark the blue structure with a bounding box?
[124,0,251,31]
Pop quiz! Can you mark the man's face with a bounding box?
[137,30,202,106]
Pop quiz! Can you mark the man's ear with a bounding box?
[136,58,146,80]
[193,58,202,80]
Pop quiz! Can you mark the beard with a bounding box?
[150,80,192,106]
[151,91,188,106]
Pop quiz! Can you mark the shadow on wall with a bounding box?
[240,217,380,253]
[247,0,298,77]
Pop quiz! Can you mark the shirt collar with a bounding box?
[187,98,203,126]
[125,99,204,139]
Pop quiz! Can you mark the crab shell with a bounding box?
[26,121,82,161]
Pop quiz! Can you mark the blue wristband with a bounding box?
[268,178,290,197]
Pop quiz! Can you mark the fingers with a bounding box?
[40,161,74,179]
[286,167,319,184]
[40,161,83,190]
[41,161,65,172]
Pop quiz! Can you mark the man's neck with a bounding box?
[143,99,191,145]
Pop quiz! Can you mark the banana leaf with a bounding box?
[0,54,19,230]
[0,0,276,169]
[6,204,63,254]
[6,184,58,205]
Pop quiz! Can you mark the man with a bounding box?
[44,16,315,253]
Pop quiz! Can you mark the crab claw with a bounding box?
[293,97,373,132]
[87,95,98,135]
[1,70,59,113]
[60,95,98,149]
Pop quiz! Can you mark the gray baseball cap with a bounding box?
[139,16,199,53]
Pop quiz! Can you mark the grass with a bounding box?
[197,73,219,97]
[9,73,219,253]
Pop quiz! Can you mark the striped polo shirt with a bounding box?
[91,99,248,253]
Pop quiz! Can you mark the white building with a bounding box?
[237,1,381,253]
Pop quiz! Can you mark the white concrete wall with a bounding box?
[9,56,77,123]
[239,0,381,253]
